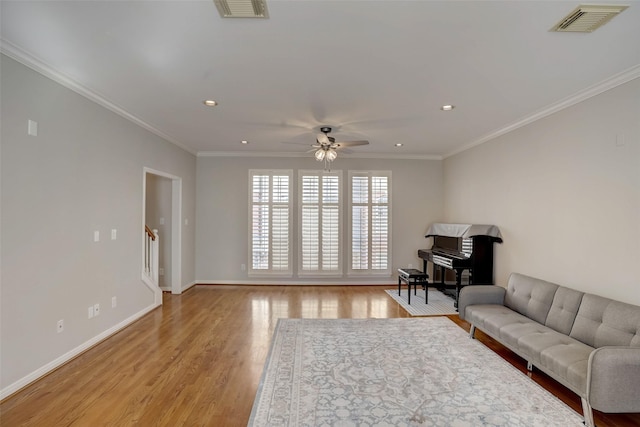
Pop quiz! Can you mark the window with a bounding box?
[299,171,342,275]
[349,171,391,275]
[249,170,292,276]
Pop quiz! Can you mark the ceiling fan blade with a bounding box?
[317,133,330,145]
[281,141,321,151]
[335,140,369,147]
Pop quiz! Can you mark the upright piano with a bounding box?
[418,223,502,308]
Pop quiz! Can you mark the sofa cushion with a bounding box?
[504,273,558,324]
[539,339,592,394]
[499,320,551,350]
[465,304,520,337]
[570,294,640,348]
[545,286,584,335]
[517,330,593,393]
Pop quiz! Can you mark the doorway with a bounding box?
[143,168,182,295]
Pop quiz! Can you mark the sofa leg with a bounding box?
[527,361,533,372]
[469,325,476,339]
[581,397,595,427]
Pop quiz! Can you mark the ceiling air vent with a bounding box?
[214,0,268,18]
[551,4,628,32]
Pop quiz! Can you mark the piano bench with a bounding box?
[398,268,430,304]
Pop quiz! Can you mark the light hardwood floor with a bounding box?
[1,285,639,426]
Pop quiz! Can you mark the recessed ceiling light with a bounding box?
[441,105,455,111]
[203,100,218,107]
[241,140,249,144]
[394,143,403,147]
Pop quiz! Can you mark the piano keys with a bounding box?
[417,223,502,308]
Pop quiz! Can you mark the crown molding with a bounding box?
[0,39,197,156]
[6,37,635,162]
[444,64,640,159]
[196,150,442,160]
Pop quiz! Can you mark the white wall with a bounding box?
[0,55,197,394]
[196,156,443,283]
[443,78,640,305]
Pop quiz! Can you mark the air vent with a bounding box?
[214,0,268,18]
[551,4,628,32]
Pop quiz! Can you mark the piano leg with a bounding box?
[454,269,463,310]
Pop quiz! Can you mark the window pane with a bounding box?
[250,170,291,275]
[301,206,319,270]
[252,205,269,269]
[322,206,339,270]
[272,206,289,270]
[272,175,289,203]
[299,172,341,274]
[352,176,368,204]
[322,175,339,204]
[372,176,388,204]
[352,205,368,269]
[371,205,388,270]
[302,176,319,204]
[252,175,269,203]
[350,172,390,273]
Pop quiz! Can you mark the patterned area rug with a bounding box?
[248,317,584,426]
[385,288,459,316]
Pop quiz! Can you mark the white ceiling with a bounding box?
[2,1,639,159]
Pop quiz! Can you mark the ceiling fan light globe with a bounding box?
[326,149,337,161]
[315,149,326,161]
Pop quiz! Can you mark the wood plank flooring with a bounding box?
[1,285,639,426]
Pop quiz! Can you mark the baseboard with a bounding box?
[182,281,197,292]
[159,282,196,294]
[195,279,395,286]
[0,302,161,401]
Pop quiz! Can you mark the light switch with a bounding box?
[159,217,165,225]
[28,120,38,136]
[94,231,100,242]
[111,229,117,240]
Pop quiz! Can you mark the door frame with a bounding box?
[142,167,183,295]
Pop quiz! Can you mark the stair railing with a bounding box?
[144,225,159,284]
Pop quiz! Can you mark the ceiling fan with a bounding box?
[311,126,369,170]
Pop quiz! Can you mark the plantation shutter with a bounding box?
[249,170,292,276]
[350,172,391,274]
[299,171,342,275]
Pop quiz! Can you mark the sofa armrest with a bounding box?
[587,346,640,413]
[458,285,506,321]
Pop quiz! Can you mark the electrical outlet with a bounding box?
[159,268,164,276]
[94,303,100,316]
[57,319,64,333]
[112,296,117,308]
[408,263,413,269]
[241,263,246,271]
[88,306,94,319]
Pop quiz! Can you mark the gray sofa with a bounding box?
[458,273,640,427]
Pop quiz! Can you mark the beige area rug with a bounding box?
[385,288,459,316]
[248,317,584,426]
